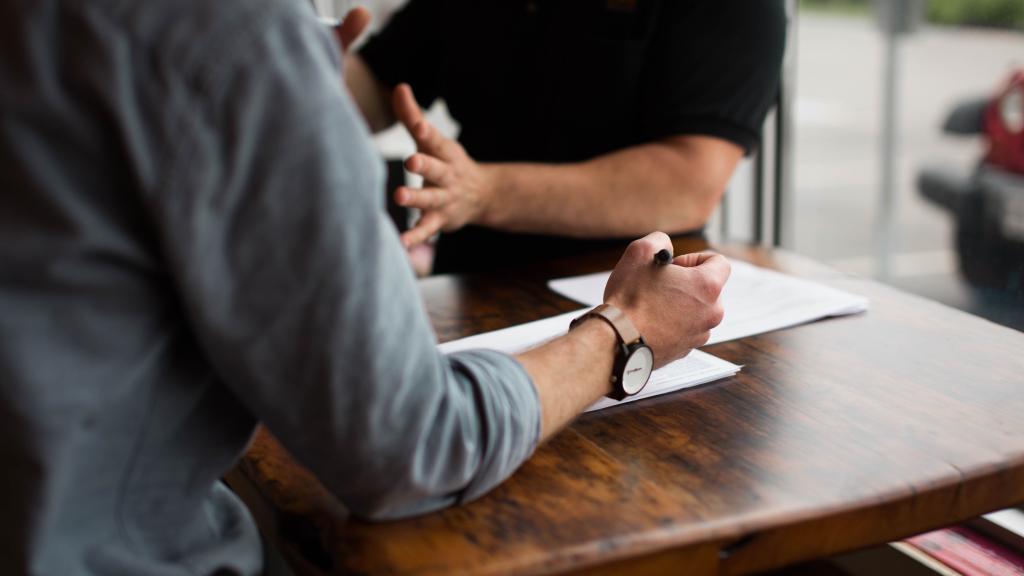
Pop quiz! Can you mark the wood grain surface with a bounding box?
[227,238,1024,575]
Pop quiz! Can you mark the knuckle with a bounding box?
[625,238,648,257]
[650,230,671,245]
[429,157,444,175]
[706,276,726,299]
[695,331,711,348]
[707,303,725,329]
[698,271,725,301]
[417,123,431,140]
[692,273,715,301]
[710,257,731,289]
[719,255,733,276]
[628,236,657,256]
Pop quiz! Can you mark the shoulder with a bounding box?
[94,0,337,89]
[74,0,348,188]
[662,0,786,46]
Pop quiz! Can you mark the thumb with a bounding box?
[336,7,371,52]
[673,252,719,268]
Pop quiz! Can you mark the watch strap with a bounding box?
[570,304,642,346]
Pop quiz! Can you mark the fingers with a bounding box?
[400,211,446,248]
[624,231,673,263]
[690,253,732,289]
[409,116,459,159]
[395,186,449,210]
[680,253,731,305]
[405,153,450,184]
[391,86,459,158]
[336,7,371,51]
[673,251,718,268]
[392,83,424,133]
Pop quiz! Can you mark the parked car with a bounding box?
[918,70,1024,289]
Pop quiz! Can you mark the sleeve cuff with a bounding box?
[645,115,762,156]
[446,349,541,504]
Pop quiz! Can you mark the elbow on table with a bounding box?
[322,422,480,522]
[318,351,536,521]
[330,459,456,522]
[343,489,433,522]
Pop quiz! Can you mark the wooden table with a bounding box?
[228,237,1024,575]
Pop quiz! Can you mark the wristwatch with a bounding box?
[569,304,654,401]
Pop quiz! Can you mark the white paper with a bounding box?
[583,350,739,412]
[439,312,740,413]
[547,259,868,346]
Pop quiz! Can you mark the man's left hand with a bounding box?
[391,84,495,248]
[330,7,371,52]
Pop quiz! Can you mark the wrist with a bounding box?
[572,313,618,344]
[602,298,639,332]
[568,317,619,393]
[570,304,655,400]
[475,163,503,227]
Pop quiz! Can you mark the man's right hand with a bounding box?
[603,232,730,369]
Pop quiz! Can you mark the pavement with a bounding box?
[791,12,1024,329]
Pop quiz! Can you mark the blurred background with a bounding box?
[326,0,1024,333]
[786,0,1024,333]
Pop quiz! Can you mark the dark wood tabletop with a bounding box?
[228,237,1024,575]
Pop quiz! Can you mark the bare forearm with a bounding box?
[480,136,742,238]
[515,319,616,440]
[344,54,394,132]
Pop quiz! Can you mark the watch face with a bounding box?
[621,346,654,395]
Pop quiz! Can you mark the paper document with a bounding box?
[548,259,868,345]
[439,312,741,413]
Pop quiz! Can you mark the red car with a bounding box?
[986,70,1024,174]
[918,70,1024,288]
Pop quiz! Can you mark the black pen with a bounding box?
[654,248,672,266]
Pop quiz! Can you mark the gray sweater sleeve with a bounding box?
[144,1,540,520]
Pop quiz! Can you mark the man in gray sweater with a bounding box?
[0,0,729,574]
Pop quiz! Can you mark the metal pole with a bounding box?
[719,189,729,240]
[773,0,798,247]
[753,137,765,244]
[877,28,900,280]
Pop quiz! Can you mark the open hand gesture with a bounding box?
[391,84,494,248]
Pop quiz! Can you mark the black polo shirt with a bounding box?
[360,0,786,273]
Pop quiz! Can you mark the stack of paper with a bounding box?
[438,258,866,412]
[548,259,869,345]
[439,312,741,413]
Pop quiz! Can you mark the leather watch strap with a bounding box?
[576,304,642,345]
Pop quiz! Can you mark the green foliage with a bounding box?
[799,0,870,16]
[801,0,1024,30]
[927,0,1024,30]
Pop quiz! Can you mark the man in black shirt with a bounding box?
[345,0,786,273]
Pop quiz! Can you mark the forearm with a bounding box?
[334,318,616,518]
[323,321,615,518]
[515,318,617,440]
[480,136,741,238]
[343,53,393,132]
